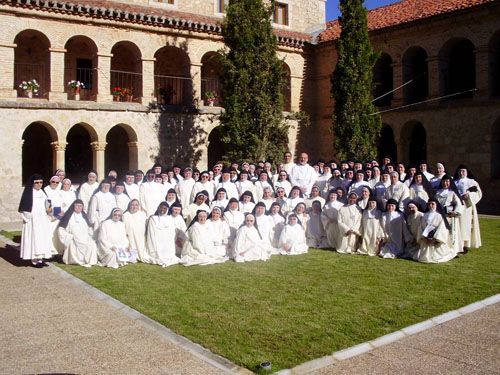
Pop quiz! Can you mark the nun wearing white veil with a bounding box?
[57,199,98,267]
[145,202,180,267]
[233,213,272,262]
[19,174,53,267]
[181,210,227,266]
[78,171,99,213]
[122,199,148,263]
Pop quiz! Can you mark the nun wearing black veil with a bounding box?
[57,199,98,267]
[19,174,52,267]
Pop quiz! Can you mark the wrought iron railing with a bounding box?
[14,62,49,98]
[154,74,192,106]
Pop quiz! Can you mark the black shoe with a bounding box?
[42,261,49,267]
[33,262,44,268]
[463,247,469,254]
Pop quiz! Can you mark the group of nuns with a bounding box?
[18,155,482,268]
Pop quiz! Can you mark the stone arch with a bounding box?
[439,38,476,99]
[14,29,51,98]
[154,45,191,105]
[282,61,292,112]
[207,127,225,169]
[403,46,429,104]
[22,122,57,182]
[64,35,99,100]
[111,41,143,100]
[105,124,139,178]
[378,124,397,162]
[489,29,500,97]
[492,117,500,179]
[372,52,393,107]
[201,51,223,106]
[401,121,427,165]
[65,123,97,182]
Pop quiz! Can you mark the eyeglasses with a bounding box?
[50,181,58,184]
[33,181,43,184]
[201,175,209,179]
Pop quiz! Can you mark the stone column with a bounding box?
[426,55,441,101]
[50,141,67,172]
[0,43,18,99]
[474,45,490,101]
[128,141,139,171]
[91,141,107,179]
[190,62,202,107]
[290,75,303,112]
[49,48,67,102]
[141,57,156,105]
[391,62,403,106]
[96,53,113,102]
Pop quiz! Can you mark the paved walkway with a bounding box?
[1,237,498,375]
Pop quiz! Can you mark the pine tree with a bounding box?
[219,0,289,163]
[331,0,382,161]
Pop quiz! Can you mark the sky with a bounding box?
[326,0,401,21]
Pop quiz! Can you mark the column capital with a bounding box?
[141,57,156,62]
[96,53,113,58]
[127,141,139,148]
[49,48,67,53]
[90,141,107,151]
[50,141,67,151]
[0,42,17,49]
[474,45,490,54]
[190,62,203,67]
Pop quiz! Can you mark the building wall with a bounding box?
[310,4,500,212]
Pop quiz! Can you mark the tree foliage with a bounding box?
[219,0,289,163]
[331,0,382,161]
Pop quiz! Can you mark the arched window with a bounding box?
[492,118,500,179]
[403,46,428,104]
[110,42,143,102]
[14,30,51,98]
[201,52,223,107]
[378,124,397,162]
[208,127,225,169]
[401,121,427,165]
[154,46,191,106]
[439,38,476,99]
[372,53,393,107]
[22,122,56,182]
[66,124,96,182]
[64,36,98,101]
[105,125,138,178]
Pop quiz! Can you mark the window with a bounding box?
[156,0,175,3]
[76,58,93,90]
[274,2,289,26]
[218,0,229,13]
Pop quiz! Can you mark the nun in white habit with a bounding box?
[279,214,309,255]
[169,202,188,257]
[435,175,464,254]
[145,202,180,267]
[88,179,116,231]
[413,198,457,263]
[181,210,227,266]
[336,192,363,254]
[78,171,99,213]
[98,208,133,269]
[114,181,131,211]
[358,197,384,256]
[19,174,53,267]
[140,172,165,217]
[269,202,285,248]
[404,200,424,258]
[233,213,272,262]
[306,201,329,248]
[379,199,413,259]
[60,178,77,215]
[207,206,231,258]
[57,199,98,267]
[122,199,148,263]
[253,202,275,249]
[224,198,245,249]
[321,189,344,249]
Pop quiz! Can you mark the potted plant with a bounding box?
[121,88,133,102]
[19,80,40,98]
[68,80,85,100]
[205,91,217,106]
[159,86,176,105]
[111,87,122,101]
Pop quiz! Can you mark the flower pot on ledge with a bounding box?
[126,95,133,103]
[113,95,120,102]
[25,91,33,98]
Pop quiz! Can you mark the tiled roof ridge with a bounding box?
[319,0,497,43]
[0,0,311,48]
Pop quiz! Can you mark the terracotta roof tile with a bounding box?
[318,0,496,43]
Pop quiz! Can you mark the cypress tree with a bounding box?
[219,0,289,163]
[331,0,382,161]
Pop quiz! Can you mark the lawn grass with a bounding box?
[0,230,21,242]
[58,219,500,372]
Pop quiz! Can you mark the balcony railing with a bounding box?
[154,74,192,106]
[14,62,49,98]
[201,78,223,106]
[66,67,95,101]
[110,69,143,102]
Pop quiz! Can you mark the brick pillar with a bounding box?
[96,53,113,102]
[391,62,403,106]
[141,57,155,105]
[0,42,18,99]
[190,62,202,107]
[474,45,490,101]
[49,48,67,102]
[128,141,139,171]
[91,141,107,179]
[426,55,441,100]
[50,141,67,171]
[290,75,303,112]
